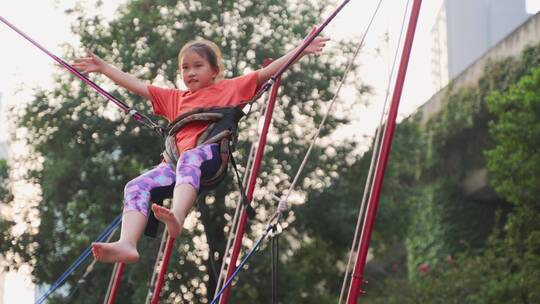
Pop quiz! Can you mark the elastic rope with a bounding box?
[64,226,119,301]
[35,213,122,304]
[271,233,279,304]
[144,227,170,303]
[213,108,264,298]
[245,0,351,108]
[210,224,276,304]
[105,262,122,304]
[338,0,411,302]
[275,0,384,217]
[0,16,163,137]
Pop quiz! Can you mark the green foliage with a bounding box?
[0,159,8,200]
[364,43,540,303]
[0,159,14,255]
[384,44,540,275]
[485,65,540,208]
[366,220,540,304]
[404,182,496,280]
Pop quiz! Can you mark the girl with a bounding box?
[73,32,329,264]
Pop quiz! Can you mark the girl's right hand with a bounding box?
[73,50,106,74]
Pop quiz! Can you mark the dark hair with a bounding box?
[178,39,224,79]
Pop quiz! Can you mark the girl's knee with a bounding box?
[124,178,138,193]
[124,178,145,195]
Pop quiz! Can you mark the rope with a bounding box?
[213,0,388,299]
[104,262,122,304]
[64,226,119,301]
[144,226,170,303]
[210,223,277,304]
[271,233,279,304]
[35,213,122,304]
[0,16,164,137]
[338,0,411,301]
[273,0,384,218]
[213,102,266,299]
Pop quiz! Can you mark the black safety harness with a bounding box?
[163,106,243,187]
[145,105,255,237]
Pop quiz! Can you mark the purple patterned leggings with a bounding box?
[123,143,219,217]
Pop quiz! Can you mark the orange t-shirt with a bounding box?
[148,71,259,153]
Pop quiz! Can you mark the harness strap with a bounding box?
[163,106,245,188]
[169,112,223,135]
[228,148,256,219]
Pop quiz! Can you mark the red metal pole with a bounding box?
[152,236,176,304]
[217,2,351,298]
[107,262,125,304]
[346,0,422,302]
[219,71,282,304]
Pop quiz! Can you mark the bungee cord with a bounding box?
[213,0,391,301]
[347,0,422,300]
[64,226,119,302]
[273,0,384,220]
[144,225,170,303]
[207,0,392,298]
[216,1,357,301]
[338,0,411,302]
[35,213,122,304]
[210,222,278,304]
[250,0,352,105]
[0,15,164,137]
[106,261,125,304]
[212,102,267,299]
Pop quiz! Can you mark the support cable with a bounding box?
[217,71,283,304]
[217,1,383,301]
[273,0,383,226]
[65,226,119,301]
[210,223,277,304]
[104,262,122,304]
[0,15,164,137]
[271,233,279,304]
[35,213,122,304]
[213,103,266,299]
[145,225,170,303]
[346,0,423,301]
[338,0,411,301]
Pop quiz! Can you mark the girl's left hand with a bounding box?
[302,27,330,56]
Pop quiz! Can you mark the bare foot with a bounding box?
[151,204,182,238]
[91,241,139,264]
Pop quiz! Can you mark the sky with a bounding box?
[1,0,539,302]
[0,0,446,143]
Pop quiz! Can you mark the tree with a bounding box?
[4,0,365,303]
[483,64,540,302]
[363,52,540,304]
[0,159,15,255]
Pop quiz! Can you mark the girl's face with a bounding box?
[180,50,218,92]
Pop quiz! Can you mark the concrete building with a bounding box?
[420,9,540,199]
[431,0,531,91]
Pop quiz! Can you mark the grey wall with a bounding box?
[421,11,540,123]
[445,0,530,78]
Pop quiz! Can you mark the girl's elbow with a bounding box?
[138,86,151,100]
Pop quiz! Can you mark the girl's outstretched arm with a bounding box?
[73,50,151,100]
[256,27,330,86]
